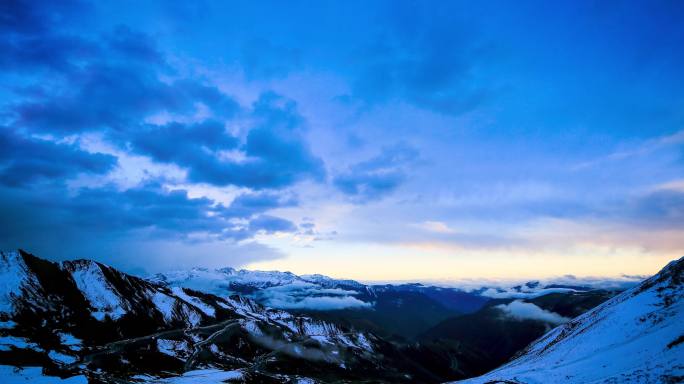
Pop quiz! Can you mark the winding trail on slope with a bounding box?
[183,321,241,371]
[69,319,241,370]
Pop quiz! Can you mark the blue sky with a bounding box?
[1,0,683,280]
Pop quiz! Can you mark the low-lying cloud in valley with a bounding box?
[495,300,570,325]
[252,282,372,311]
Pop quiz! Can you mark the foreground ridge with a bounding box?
[452,256,684,384]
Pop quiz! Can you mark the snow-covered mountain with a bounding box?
[2,248,675,383]
[151,267,305,292]
[0,249,435,383]
[150,267,376,312]
[453,256,684,384]
[150,266,636,313]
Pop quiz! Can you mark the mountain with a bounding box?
[0,249,450,383]
[150,267,490,340]
[417,289,615,377]
[151,266,637,343]
[2,248,667,383]
[453,256,684,383]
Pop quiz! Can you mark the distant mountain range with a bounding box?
[0,249,681,383]
[150,264,636,344]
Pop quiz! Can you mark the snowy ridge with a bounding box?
[63,260,128,321]
[0,250,37,314]
[453,256,684,384]
[151,267,304,290]
[151,266,376,311]
[0,249,393,383]
[152,265,639,312]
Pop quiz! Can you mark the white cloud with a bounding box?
[496,300,570,324]
[253,283,372,310]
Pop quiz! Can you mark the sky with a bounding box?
[1,0,683,281]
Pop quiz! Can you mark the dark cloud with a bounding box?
[333,143,419,202]
[249,215,298,234]
[126,120,239,167]
[624,189,684,228]
[3,3,321,191]
[0,33,99,72]
[349,2,492,115]
[0,0,96,72]
[0,0,88,36]
[184,92,325,189]
[0,181,295,270]
[0,181,298,247]
[241,38,301,80]
[15,64,239,134]
[0,128,116,186]
[220,191,298,218]
[105,26,165,64]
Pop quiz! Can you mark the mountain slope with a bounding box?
[0,249,444,383]
[453,256,684,384]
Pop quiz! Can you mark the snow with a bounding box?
[355,333,373,352]
[48,350,78,365]
[0,365,87,383]
[58,333,82,351]
[68,262,127,321]
[0,335,42,351]
[178,304,202,327]
[0,320,17,329]
[157,338,189,358]
[151,267,372,311]
[454,257,684,384]
[293,379,316,384]
[152,368,244,383]
[242,319,263,336]
[0,251,34,314]
[171,287,215,317]
[150,291,178,322]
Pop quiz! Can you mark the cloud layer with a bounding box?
[253,283,372,311]
[496,300,570,325]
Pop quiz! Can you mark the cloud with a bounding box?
[349,2,492,115]
[333,143,418,202]
[0,0,322,266]
[481,287,578,300]
[249,215,298,234]
[0,0,88,35]
[0,180,301,255]
[241,38,301,80]
[0,0,95,71]
[496,300,570,324]
[268,295,371,311]
[626,189,684,228]
[3,4,322,191]
[185,92,326,189]
[220,191,298,218]
[252,282,372,311]
[0,129,117,186]
[15,64,238,134]
[125,119,239,170]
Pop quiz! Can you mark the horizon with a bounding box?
[1,1,683,280]
[5,247,671,286]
